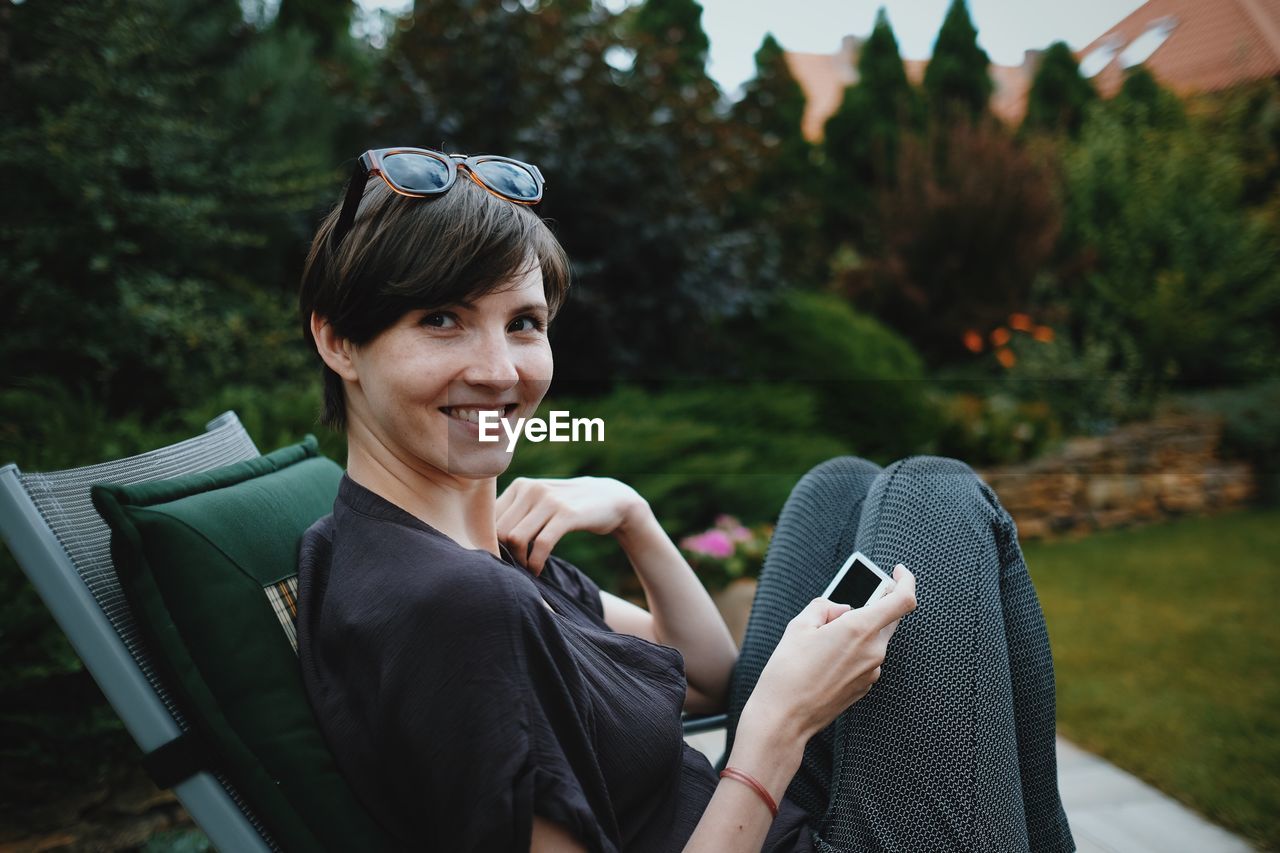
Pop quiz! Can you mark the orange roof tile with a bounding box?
[1078,0,1280,97]
[785,45,858,142]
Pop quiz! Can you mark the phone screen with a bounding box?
[827,554,885,608]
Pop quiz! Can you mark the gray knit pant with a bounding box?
[726,456,1076,852]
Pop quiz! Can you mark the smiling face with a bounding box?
[342,262,553,481]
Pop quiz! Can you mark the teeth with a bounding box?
[445,406,507,425]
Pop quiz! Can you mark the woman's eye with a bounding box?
[509,315,546,333]
[421,312,458,329]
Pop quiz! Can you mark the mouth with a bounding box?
[439,403,519,426]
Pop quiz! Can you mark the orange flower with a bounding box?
[1008,313,1034,332]
[962,329,984,353]
[995,347,1017,368]
[990,327,1011,347]
[1032,325,1055,343]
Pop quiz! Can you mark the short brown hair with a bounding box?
[299,174,571,429]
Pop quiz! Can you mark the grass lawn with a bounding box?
[1025,508,1280,851]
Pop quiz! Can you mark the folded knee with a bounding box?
[785,455,884,518]
[803,455,882,486]
[893,455,980,488]
[878,455,999,520]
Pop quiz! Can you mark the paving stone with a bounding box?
[1102,800,1253,852]
[684,729,725,765]
[1058,761,1162,810]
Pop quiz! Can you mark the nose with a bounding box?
[460,326,520,391]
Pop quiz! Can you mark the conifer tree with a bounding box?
[734,34,808,163]
[274,0,354,57]
[629,0,712,91]
[1112,65,1185,128]
[1022,41,1095,137]
[825,8,919,183]
[730,33,822,282]
[822,8,920,248]
[923,0,992,122]
[0,0,344,414]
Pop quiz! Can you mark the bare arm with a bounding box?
[607,506,739,711]
[681,706,807,852]
[528,720,802,853]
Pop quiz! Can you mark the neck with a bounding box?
[343,423,501,559]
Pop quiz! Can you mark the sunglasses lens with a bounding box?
[473,159,540,201]
[383,153,451,193]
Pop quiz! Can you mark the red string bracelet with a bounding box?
[719,766,779,819]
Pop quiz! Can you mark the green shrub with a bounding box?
[1,0,343,418]
[1001,319,1158,435]
[178,380,346,465]
[1058,104,1280,387]
[722,290,940,461]
[930,390,1062,466]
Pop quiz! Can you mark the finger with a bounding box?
[502,505,555,571]
[795,596,852,628]
[862,564,917,628]
[495,477,526,517]
[488,473,529,514]
[497,480,540,531]
[526,515,570,577]
[496,482,540,543]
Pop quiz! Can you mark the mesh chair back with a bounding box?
[21,412,258,731]
[7,412,281,849]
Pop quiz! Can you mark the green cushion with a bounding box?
[91,437,397,852]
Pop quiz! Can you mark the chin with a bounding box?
[443,449,516,480]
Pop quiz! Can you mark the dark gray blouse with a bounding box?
[297,475,812,851]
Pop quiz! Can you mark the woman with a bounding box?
[295,147,1076,852]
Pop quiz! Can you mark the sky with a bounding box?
[358,0,1148,97]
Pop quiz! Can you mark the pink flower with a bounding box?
[681,529,735,560]
[714,514,753,542]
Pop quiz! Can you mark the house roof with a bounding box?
[784,37,1037,141]
[783,0,1280,142]
[1078,0,1280,97]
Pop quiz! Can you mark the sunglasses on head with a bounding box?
[328,147,545,250]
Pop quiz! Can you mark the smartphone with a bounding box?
[822,550,895,609]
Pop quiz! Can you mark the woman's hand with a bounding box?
[496,476,649,575]
[740,565,918,743]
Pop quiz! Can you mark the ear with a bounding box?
[310,311,359,382]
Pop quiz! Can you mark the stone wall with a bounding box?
[976,413,1256,541]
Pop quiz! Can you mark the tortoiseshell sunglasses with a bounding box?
[329,147,545,249]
